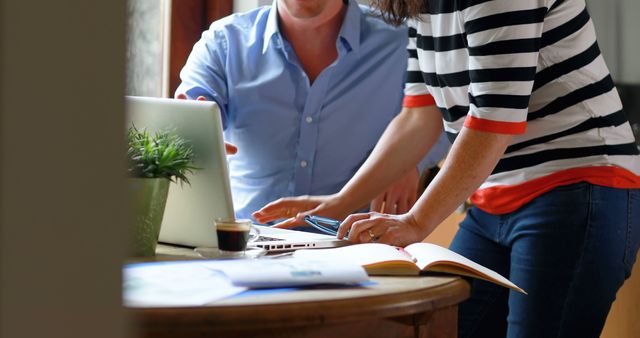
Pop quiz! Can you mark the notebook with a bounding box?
[125,96,346,252]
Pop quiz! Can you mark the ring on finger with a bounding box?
[368,229,380,242]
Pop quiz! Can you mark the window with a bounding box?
[126,0,232,98]
[169,0,233,96]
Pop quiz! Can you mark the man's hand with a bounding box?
[224,142,238,155]
[370,168,419,214]
[175,93,237,155]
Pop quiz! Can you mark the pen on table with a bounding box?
[396,247,418,263]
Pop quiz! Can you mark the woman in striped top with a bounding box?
[254,1,640,337]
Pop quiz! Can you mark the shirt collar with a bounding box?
[262,0,362,54]
[338,0,361,53]
[262,1,280,54]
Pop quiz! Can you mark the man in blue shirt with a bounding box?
[176,0,443,222]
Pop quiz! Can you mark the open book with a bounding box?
[293,242,526,294]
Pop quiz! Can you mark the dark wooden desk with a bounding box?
[129,246,470,338]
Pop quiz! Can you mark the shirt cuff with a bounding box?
[403,94,436,108]
[463,115,527,135]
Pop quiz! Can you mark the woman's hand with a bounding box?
[253,168,421,229]
[252,194,352,228]
[338,212,425,247]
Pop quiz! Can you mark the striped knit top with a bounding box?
[403,0,640,214]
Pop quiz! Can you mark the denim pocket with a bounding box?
[623,189,640,278]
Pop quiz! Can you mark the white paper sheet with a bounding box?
[123,261,247,307]
[211,258,369,288]
[123,258,369,307]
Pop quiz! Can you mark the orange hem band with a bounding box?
[403,94,436,107]
[464,115,527,135]
[471,166,640,215]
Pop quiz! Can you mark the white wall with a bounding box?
[618,0,640,83]
[587,0,640,83]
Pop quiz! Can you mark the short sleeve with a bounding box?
[175,27,230,127]
[462,1,551,135]
[404,20,435,108]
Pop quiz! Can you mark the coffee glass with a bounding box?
[215,218,260,255]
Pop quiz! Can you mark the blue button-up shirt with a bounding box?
[176,1,409,221]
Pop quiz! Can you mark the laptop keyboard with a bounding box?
[253,235,284,242]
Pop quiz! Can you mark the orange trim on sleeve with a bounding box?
[464,115,527,135]
[403,94,436,107]
[471,166,640,215]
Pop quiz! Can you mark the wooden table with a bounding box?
[129,246,470,338]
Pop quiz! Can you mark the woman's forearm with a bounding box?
[410,126,513,238]
[335,105,443,212]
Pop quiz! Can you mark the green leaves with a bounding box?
[127,126,199,185]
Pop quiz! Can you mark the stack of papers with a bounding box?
[123,258,369,307]
[123,261,246,307]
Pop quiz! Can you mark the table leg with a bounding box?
[390,305,458,338]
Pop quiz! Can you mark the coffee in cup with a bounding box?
[215,218,258,252]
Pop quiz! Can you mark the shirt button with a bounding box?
[300,160,308,168]
[305,116,313,123]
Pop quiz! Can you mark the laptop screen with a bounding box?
[125,96,233,248]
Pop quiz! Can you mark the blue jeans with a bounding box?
[450,182,640,338]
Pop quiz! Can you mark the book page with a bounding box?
[293,243,419,273]
[405,243,526,294]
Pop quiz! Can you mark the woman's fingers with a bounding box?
[349,216,387,243]
[253,203,297,223]
[271,215,306,228]
[253,201,290,222]
[338,213,373,239]
[253,197,320,224]
[340,213,412,245]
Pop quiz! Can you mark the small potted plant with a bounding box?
[127,126,198,256]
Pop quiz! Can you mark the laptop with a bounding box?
[125,96,346,252]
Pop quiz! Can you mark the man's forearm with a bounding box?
[336,106,443,212]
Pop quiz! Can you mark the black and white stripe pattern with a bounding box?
[405,0,640,190]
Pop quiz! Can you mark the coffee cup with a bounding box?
[215,218,259,253]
